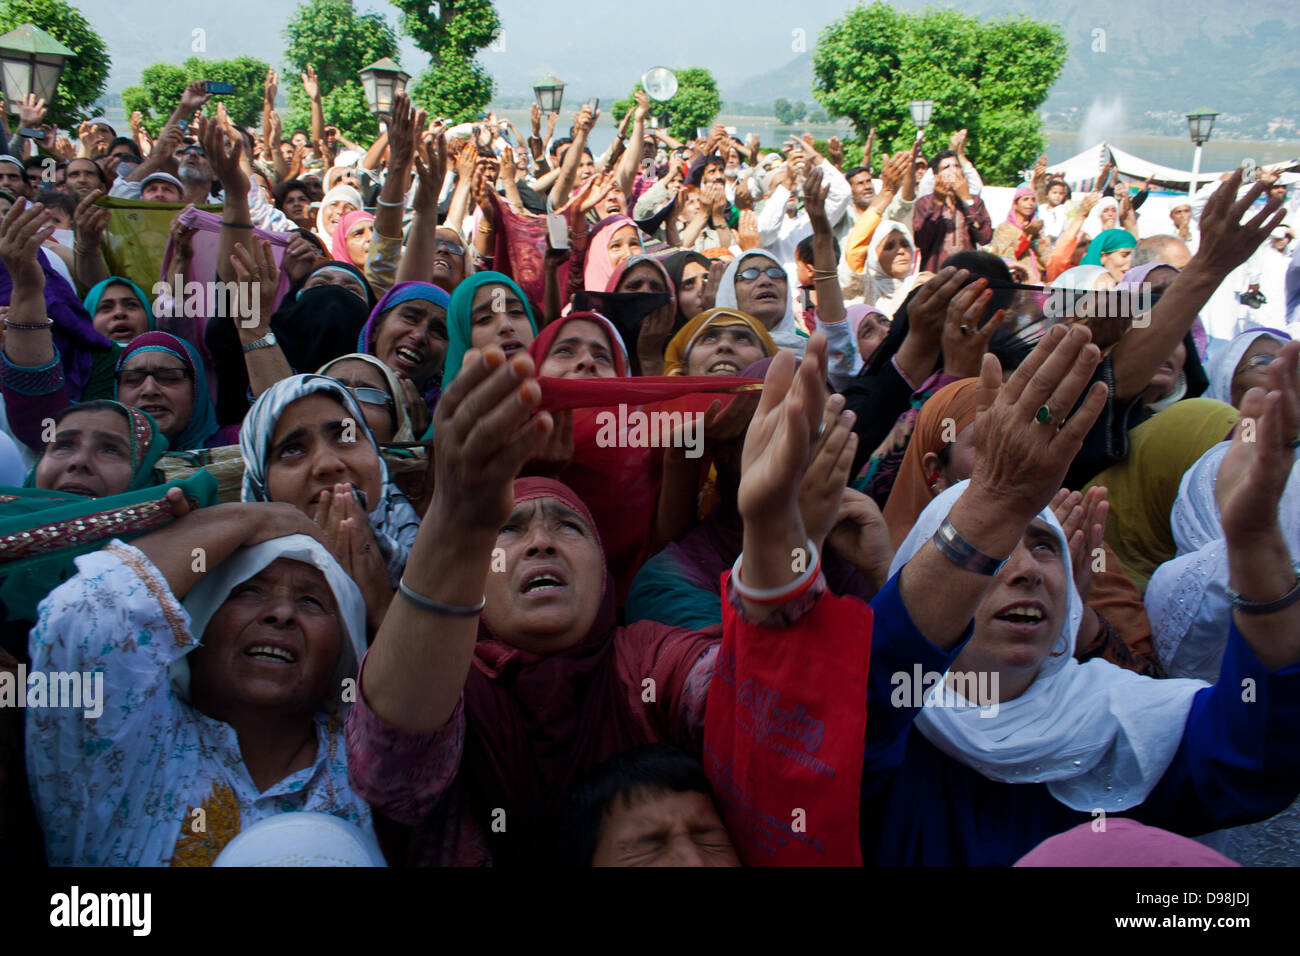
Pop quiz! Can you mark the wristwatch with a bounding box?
[241,331,277,353]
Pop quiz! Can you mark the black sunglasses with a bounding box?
[117,367,191,387]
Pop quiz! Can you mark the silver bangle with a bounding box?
[932,517,1008,577]
[375,196,406,207]
[398,577,485,617]
[1226,562,1300,615]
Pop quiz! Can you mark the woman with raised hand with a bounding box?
[859,327,1300,865]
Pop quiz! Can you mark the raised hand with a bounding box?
[798,392,857,551]
[301,65,320,101]
[455,141,477,182]
[802,164,831,229]
[168,204,198,265]
[939,276,1004,379]
[737,209,760,250]
[637,301,677,375]
[178,80,212,116]
[385,91,424,171]
[430,347,554,534]
[73,189,110,247]
[264,68,279,104]
[1050,485,1108,603]
[0,198,54,290]
[950,129,967,156]
[969,323,1108,526]
[827,488,894,590]
[198,114,247,196]
[878,151,910,195]
[633,88,651,122]
[1193,168,1286,277]
[17,93,45,129]
[530,102,542,138]
[413,129,447,213]
[229,237,280,328]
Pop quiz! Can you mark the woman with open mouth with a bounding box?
[357,282,451,430]
[83,276,153,346]
[114,332,231,451]
[436,273,539,424]
[661,308,776,377]
[712,250,805,355]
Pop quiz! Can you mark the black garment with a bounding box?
[571,289,672,376]
[206,260,374,426]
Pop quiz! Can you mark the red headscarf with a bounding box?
[461,477,719,861]
[527,311,630,377]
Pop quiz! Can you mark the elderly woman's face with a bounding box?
[189,558,342,719]
[264,393,384,519]
[733,256,788,330]
[323,200,355,234]
[538,319,618,378]
[484,496,606,655]
[877,230,912,279]
[956,518,1069,698]
[326,358,396,443]
[34,408,136,498]
[431,232,467,289]
[687,323,766,376]
[344,220,372,267]
[374,298,448,388]
[117,351,194,443]
[1099,206,1117,229]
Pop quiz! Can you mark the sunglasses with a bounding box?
[117,367,191,387]
[736,266,787,282]
[346,385,393,408]
[180,145,205,156]
[434,238,466,256]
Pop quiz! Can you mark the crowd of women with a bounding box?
[0,66,1298,868]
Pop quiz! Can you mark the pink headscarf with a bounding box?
[330,210,374,267]
[1015,819,1241,867]
[584,216,642,291]
[1007,184,1038,230]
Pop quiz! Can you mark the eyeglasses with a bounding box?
[736,266,787,282]
[180,146,205,156]
[1240,354,1278,373]
[346,386,393,408]
[117,367,191,387]
[434,238,466,256]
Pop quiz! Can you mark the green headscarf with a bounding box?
[83,276,155,333]
[439,271,538,395]
[1081,228,1137,266]
[23,401,168,493]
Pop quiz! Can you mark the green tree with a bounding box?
[791,100,807,122]
[0,0,109,127]
[390,0,499,123]
[612,67,720,142]
[773,98,792,124]
[282,0,400,141]
[811,2,1067,184]
[121,57,270,136]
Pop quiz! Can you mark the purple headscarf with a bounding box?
[357,281,453,416]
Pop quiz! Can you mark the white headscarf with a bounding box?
[888,480,1205,812]
[865,220,920,316]
[213,811,386,866]
[240,374,420,586]
[1147,438,1300,679]
[1050,265,1110,291]
[714,250,805,355]
[1204,329,1290,406]
[178,534,366,703]
[315,184,363,242]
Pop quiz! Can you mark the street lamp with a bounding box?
[357,58,410,119]
[0,23,74,117]
[909,99,934,132]
[1186,110,1218,199]
[533,73,565,114]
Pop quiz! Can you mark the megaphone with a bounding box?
[642,67,678,102]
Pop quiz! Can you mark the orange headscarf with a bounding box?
[882,378,979,548]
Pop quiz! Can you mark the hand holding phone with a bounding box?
[204,81,235,95]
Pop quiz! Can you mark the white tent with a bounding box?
[1046,141,1299,194]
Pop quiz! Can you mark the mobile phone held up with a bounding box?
[18,127,44,139]
[204,81,235,95]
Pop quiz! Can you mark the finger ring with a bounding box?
[960,323,971,336]
[1035,404,1064,429]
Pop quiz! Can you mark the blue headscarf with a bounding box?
[114,332,220,450]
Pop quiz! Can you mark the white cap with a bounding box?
[212,813,387,867]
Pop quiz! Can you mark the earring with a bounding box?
[1048,632,1069,658]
